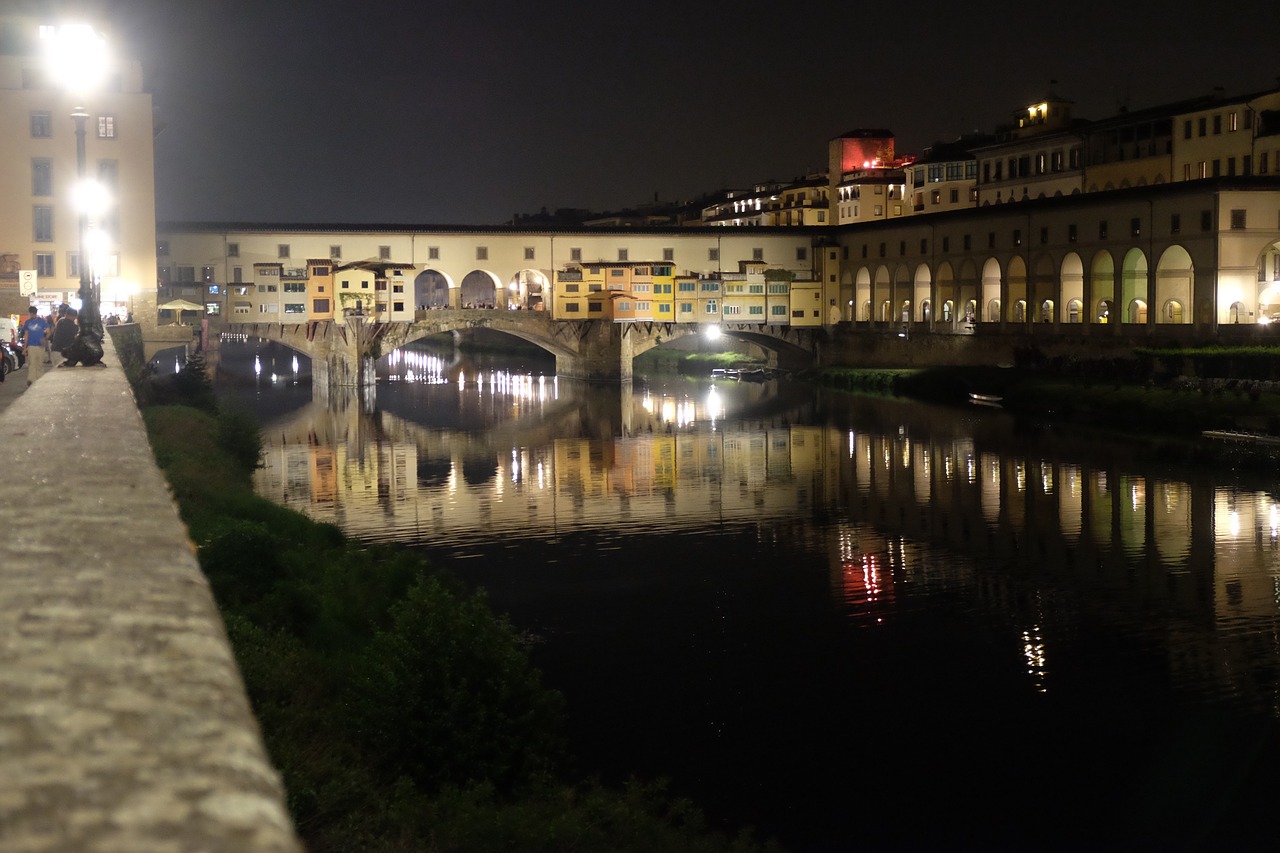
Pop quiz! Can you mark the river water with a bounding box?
[220,340,1280,852]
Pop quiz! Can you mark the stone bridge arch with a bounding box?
[229,310,823,387]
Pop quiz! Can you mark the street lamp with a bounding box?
[45,23,109,367]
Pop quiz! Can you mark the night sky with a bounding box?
[89,0,1280,225]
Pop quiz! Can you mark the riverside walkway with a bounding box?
[0,335,300,852]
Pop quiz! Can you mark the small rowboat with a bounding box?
[1202,430,1280,447]
[969,392,1003,407]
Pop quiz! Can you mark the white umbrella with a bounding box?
[158,299,206,312]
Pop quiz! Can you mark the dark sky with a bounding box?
[92,0,1280,225]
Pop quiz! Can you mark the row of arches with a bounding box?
[846,244,1199,329]
[412,268,549,311]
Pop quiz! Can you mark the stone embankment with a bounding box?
[0,335,300,852]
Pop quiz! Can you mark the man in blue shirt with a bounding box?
[19,306,49,386]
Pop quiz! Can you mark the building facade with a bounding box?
[0,14,157,322]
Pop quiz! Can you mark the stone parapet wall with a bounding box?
[0,335,301,852]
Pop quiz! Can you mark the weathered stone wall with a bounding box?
[0,334,301,852]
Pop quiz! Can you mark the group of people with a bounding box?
[16,304,80,386]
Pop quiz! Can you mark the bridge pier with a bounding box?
[313,350,376,387]
[554,320,634,383]
[231,313,820,388]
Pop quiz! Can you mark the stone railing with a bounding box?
[0,333,301,852]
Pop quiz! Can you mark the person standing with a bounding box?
[50,307,78,363]
[19,305,49,386]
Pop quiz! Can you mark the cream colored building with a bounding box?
[1173,87,1280,183]
[0,14,157,322]
[974,95,1085,206]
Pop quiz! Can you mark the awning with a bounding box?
[158,299,206,312]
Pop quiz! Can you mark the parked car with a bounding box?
[0,340,16,378]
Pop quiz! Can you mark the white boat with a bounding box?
[1202,429,1280,447]
[969,392,1003,407]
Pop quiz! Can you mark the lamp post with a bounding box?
[46,23,108,367]
[62,105,105,366]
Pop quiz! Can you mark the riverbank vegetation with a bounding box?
[802,344,1280,440]
[141,357,783,852]
[634,347,767,375]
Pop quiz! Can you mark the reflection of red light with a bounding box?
[839,553,896,622]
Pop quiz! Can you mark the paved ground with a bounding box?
[0,358,30,414]
[0,335,301,852]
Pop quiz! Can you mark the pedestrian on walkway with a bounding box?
[50,307,78,363]
[19,306,49,386]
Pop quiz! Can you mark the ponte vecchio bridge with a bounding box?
[226,309,823,385]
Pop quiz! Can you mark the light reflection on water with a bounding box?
[224,341,1280,852]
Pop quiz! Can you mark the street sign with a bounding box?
[18,269,36,296]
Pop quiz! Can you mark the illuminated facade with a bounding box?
[0,14,158,322]
[829,129,912,226]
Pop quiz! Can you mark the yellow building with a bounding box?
[306,258,335,320]
[649,262,675,321]
[721,260,768,324]
[0,15,157,323]
[787,280,823,327]
[249,263,282,318]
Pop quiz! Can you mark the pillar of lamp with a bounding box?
[62,106,104,367]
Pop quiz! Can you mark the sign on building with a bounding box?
[18,269,37,296]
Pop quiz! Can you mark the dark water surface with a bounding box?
[223,342,1280,852]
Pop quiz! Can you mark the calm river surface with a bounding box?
[221,341,1280,852]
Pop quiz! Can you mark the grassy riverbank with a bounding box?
[142,359,784,853]
[634,348,768,375]
[802,347,1280,442]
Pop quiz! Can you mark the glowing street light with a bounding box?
[44,23,109,367]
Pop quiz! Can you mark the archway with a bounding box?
[1040,299,1054,322]
[855,268,872,322]
[1013,300,1027,323]
[1255,239,1280,321]
[507,268,548,310]
[1060,253,1084,322]
[912,263,931,322]
[413,269,452,309]
[1091,251,1116,324]
[1120,248,1149,324]
[1163,300,1184,323]
[840,269,856,322]
[935,261,956,330]
[1229,301,1246,324]
[873,266,891,323]
[981,257,1003,323]
[986,298,1001,323]
[1154,245,1193,324]
[460,270,501,308]
[1007,256,1028,322]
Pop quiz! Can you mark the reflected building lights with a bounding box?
[1021,625,1049,693]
